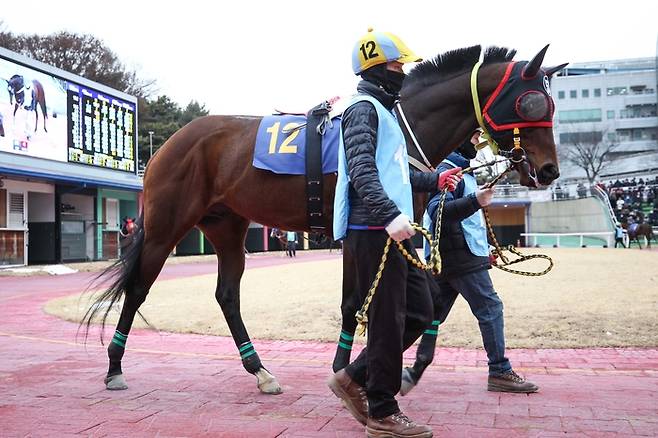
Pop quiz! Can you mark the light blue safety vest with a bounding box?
[333,94,413,240]
[443,160,489,257]
[442,159,489,257]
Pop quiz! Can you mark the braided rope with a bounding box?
[483,206,554,276]
[481,168,554,276]
[355,192,447,336]
[355,158,555,335]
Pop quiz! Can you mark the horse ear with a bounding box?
[522,44,550,79]
[545,63,569,77]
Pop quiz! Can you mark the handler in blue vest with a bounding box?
[327,29,462,438]
[405,130,539,394]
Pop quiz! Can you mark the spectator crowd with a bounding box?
[601,176,658,227]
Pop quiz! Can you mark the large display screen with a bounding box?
[0,54,137,173]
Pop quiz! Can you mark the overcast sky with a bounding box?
[2,0,657,115]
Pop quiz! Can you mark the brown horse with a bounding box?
[624,223,655,249]
[84,44,565,394]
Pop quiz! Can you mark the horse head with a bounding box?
[400,45,567,188]
[477,45,568,187]
[7,74,26,106]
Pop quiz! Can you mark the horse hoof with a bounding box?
[104,374,128,390]
[399,369,416,396]
[255,368,283,395]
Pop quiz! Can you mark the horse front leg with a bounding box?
[400,321,440,396]
[400,274,456,396]
[332,243,358,372]
[201,216,282,395]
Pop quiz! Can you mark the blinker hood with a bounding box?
[482,61,554,133]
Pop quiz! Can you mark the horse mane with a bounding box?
[404,45,517,90]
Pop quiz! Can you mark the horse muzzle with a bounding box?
[517,161,539,188]
[537,163,560,186]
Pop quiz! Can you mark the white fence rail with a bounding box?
[521,232,615,248]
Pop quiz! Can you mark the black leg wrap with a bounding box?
[242,352,263,375]
[332,329,355,372]
[416,335,436,364]
[407,333,437,383]
[107,342,125,377]
[332,347,352,373]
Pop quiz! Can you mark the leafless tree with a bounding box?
[558,127,619,183]
[0,25,155,98]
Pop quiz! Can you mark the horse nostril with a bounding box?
[538,163,560,183]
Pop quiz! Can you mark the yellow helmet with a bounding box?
[352,28,422,75]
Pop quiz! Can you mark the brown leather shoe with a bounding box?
[366,411,433,438]
[327,369,368,426]
[488,370,539,393]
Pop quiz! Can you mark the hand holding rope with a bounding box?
[481,165,554,276]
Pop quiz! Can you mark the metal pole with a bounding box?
[148,131,154,160]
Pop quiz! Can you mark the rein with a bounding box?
[395,101,434,173]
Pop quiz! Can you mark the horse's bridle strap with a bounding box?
[471,62,527,162]
[395,101,435,172]
[470,61,500,155]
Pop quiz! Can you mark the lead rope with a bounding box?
[355,222,439,336]
[480,131,554,276]
[356,159,497,337]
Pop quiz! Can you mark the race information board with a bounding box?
[0,52,138,174]
[67,84,136,172]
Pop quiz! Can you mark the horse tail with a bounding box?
[80,212,145,343]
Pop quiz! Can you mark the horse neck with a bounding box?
[401,63,508,166]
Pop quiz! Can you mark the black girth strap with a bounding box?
[305,102,331,231]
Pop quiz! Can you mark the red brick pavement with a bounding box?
[1,252,657,437]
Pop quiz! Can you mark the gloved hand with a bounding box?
[489,252,498,266]
[385,214,416,242]
[438,167,463,191]
[476,187,495,207]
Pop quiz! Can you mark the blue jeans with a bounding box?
[435,269,511,376]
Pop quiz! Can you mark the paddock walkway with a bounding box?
[1,252,657,437]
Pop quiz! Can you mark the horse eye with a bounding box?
[515,91,549,121]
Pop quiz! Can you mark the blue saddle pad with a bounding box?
[629,223,639,234]
[252,115,340,175]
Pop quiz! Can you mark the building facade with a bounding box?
[552,57,658,181]
[0,47,142,266]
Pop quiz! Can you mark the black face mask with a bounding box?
[385,70,405,95]
[457,137,477,160]
[361,64,406,95]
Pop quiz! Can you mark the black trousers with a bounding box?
[343,230,433,418]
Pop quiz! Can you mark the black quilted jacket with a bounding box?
[342,80,436,227]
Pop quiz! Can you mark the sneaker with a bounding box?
[366,411,433,438]
[488,370,539,393]
[327,369,368,425]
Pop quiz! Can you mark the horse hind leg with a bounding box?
[40,98,47,132]
[199,213,282,395]
[102,202,203,390]
[103,231,175,390]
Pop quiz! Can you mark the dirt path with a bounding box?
[46,247,658,348]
